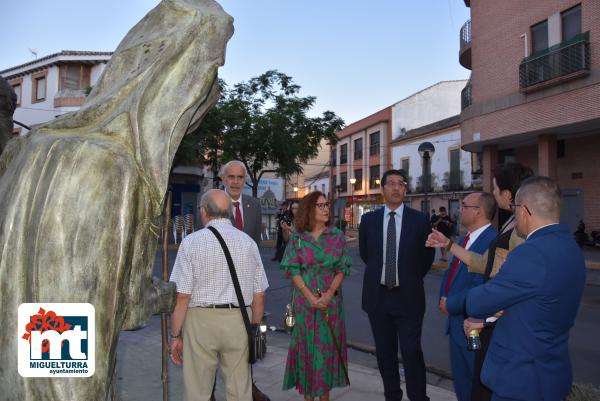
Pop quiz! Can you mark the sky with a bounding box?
[1,0,471,125]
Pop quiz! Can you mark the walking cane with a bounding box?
[317,289,350,384]
[161,191,172,401]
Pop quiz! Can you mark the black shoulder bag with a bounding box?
[207,226,266,364]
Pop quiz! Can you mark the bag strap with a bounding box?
[207,226,252,336]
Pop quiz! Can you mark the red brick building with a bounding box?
[459,0,600,231]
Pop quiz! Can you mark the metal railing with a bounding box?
[460,20,471,49]
[519,32,590,90]
[459,20,472,69]
[461,79,472,110]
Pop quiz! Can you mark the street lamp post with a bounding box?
[349,177,357,228]
[418,142,436,218]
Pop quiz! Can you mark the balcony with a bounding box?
[459,20,472,69]
[461,79,472,110]
[519,32,590,92]
[53,89,87,108]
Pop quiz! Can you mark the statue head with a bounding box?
[42,0,234,210]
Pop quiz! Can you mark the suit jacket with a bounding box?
[466,224,586,401]
[230,194,262,245]
[441,225,497,340]
[359,206,435,319]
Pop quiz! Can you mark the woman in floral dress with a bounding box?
[280,191,351,401]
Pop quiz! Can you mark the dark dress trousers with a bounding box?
[359,206,435,401]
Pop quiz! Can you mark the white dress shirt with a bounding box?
[170,218,269,307]
[381,204,404,286]
[464,223,491,250]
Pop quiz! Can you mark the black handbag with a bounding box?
[207,226,266,364]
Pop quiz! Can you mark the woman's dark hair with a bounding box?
[294,191,329,232]
[289,200,299,212]
[493,162,534,200]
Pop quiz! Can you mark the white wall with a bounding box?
[391,81,467,140]
[391,127,472,192]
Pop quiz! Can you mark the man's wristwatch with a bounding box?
[170,332,181,339]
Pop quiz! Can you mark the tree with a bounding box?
[179,70,344,197]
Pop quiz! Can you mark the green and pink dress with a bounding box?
[280,226,352,397]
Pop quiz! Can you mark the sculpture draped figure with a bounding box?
[0,1,233,400]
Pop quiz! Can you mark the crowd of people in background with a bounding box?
[166,159,586,401]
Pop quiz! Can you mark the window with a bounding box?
[369,165,380,189]
[32,73,47,103]
[354,138,363,160]
[59,64,91,91]
[321,183,326,195]
[401,158,409,175]
[332,175,336,191]
[449,148,461,189]
[340,144,348,164]
[498,148,516,165]
[354,169,363,191]
[331,148,337,167]
[531,20,549,53]
[12,84,21,105]
[562,4,581,42]
[369,131,380,156]
[557,139,565,158]
[471,152,483,175]
[340,172,348,192]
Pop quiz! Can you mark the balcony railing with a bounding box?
[461,79,472,110]
[519,32,590,92]
[459,20,472,69]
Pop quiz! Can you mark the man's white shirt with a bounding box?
[170,218,269,307]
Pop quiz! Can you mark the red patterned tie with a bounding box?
[233,201,243,230]
[444,234,470,295]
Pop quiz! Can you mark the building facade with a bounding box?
[391,115,478,235]
[330,107,391,228]
[330,81,467,227]
[1,51,112,135]
[459,0,600,231]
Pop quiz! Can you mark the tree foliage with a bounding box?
[177,70,344,197]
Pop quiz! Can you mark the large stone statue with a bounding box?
[0,76,17,153]
[0,0,233,400]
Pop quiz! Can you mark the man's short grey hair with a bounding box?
[515,176,561,221]
[200,191,231,219]
[219,160,247,178]
[475,192,497,221]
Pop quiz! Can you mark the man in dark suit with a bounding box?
[439,192,497,401]
[466,176,586,401]
[220,160,263,245]
[359,169,435,401]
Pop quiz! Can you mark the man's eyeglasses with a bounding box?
[315,202,330,210]
[384,181,406,188]
[461,203,480,209]
[509,203,532,216]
